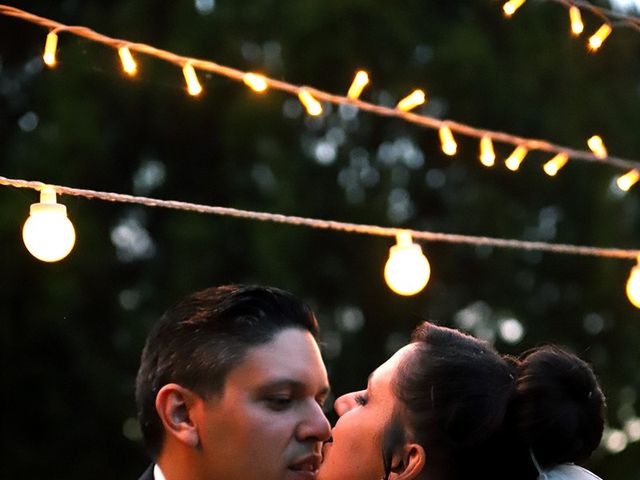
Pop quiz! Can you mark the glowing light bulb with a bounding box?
[243,72,268,93]
[480,136,496,167]
[396,89,426,112]
[543,153,569,176]
[569,6,584,36]
[384,231,431,296]
[587,135,607,159]
[22,187,76,262]
[298,88,323,116]
[182,62,202,96]
[505,146,528,171]
[439,126,457,156]
[347,70,369,100]
[503,0,526,17]
[617,170,640,192]
[118,46,137,76]
[627,258,640,309]
[43,31,58,67]
[588,24,612,51]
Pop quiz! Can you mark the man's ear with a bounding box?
[155,383,202,449]
[388,442,426,480]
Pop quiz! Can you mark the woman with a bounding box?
[318,322,605,480]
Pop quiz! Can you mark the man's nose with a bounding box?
[297,400,331,442]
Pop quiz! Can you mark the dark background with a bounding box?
[1,0,639,478]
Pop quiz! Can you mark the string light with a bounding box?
[505,146,528,171]
[588,135,608,159]
[243,72,268,93]
[439,126,457,156]
[118,46,137,76]
[298,88,323,116]
[569,5,584,36]
[480,136,496,167]
[616,170,640,192]
[544,152,569,176]
[503,0,526,16]
[22,186,76,262]
[626,257,640,309]
[588,23,612,51]
[2,6,639,174]
[43,31,58,67]
[384,231,431,296]
[396,89,426,112]
[347,70,369,100]
[182,62,202,96]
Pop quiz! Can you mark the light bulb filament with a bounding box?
[118,46,137,76]
[503,0,526,17]
[396,89,426,112]
[543,153,569,176]
[439,126,457,156]
[588,24,612,51]
[480,136,496,167]
[347,70,370,100]
[505,146,528,171]
[569,6,584,35]
[183,62,203,96]
[43,31,58,67]
[298,88,323,116]
[587,135,607,159]
[616,170,640,192]
[243,72,268,93]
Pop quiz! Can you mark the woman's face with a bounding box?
[317,344,415,480]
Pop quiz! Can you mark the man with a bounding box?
[136,284,331,480]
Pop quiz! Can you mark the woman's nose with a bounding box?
[334,391,362,416]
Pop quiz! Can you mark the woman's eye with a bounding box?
[354,393,368,406]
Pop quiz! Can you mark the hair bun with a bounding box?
[510,345,605,468]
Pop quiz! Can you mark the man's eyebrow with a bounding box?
[256,378,331,397]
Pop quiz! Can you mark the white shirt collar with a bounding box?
[153,464,167,480]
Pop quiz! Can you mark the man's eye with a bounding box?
[265,397,293,410]
[354,394,368,406]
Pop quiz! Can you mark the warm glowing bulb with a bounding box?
[480,136,496,167]
[627,258,640,309]
[505,146,528,171]
[617,170,640,192]
[22,187,76,262]
[503,0,526,16]
[243,72,268,93]
[439,126,457,156]
[396,89,426,112]
[543,153,569,176]
[298,88,323,116]
[569,6,584,35]
[182,62,202,96]
[384,231,431,296]
[588,24,612,51]
[587,135,607,159]
[347,70,369,99]
[118,46,137,76]
[43,31,58,67]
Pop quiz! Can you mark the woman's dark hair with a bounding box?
[389,322,606,480]
[510,345,606,469]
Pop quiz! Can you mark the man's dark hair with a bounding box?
[135,284,320,458]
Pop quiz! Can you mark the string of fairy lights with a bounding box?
[502,0,640,43]
[2,175,640,308]
[1,5,639,181]
[0,5,639,307]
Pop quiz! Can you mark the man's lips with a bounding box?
[289,453,322,473]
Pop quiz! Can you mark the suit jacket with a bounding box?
[138,464,154,480]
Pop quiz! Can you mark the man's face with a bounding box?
[193,327,331,480]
